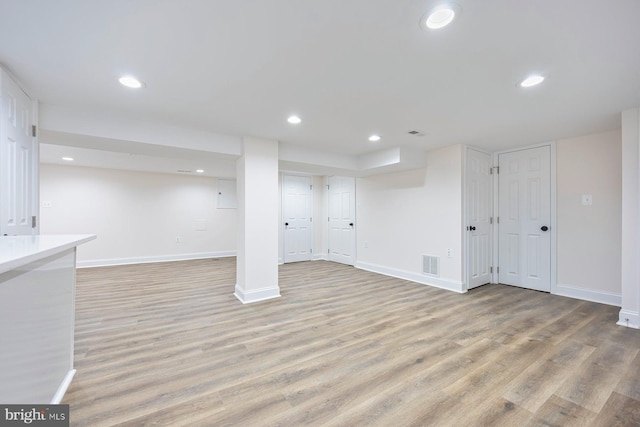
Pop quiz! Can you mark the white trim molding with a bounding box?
[51,369,76,404]
[555,284,621,307]
[77,251,236,268]
[234,285,281,304]
[617,309,640,329]
[280,254,327,264]
[355,261,465,293]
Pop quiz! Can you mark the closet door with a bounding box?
[467,148,492,289]
[283,174,313,263]
[328,176,356,266]
[0,69,37,236]
[498,146,551,291]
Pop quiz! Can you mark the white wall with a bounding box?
[556,130,622,304]
[355,144,464,292]
[40,164,236,266]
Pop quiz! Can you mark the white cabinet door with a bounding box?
[283,175,312,263]
[467,148,492,289]
[0,70,36,236]
[328,176,355,266]
[498,146,551,291]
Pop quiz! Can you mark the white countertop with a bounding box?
[0,234,96,275]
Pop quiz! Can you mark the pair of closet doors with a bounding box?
[282,175,355,266]
[467,145,552,292]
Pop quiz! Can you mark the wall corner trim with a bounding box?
[234,285,281,304]
[355,261,466,293]
[50,369,76,404]
[617,309,640,329]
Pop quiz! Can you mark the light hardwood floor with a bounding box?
[64,258,640,426]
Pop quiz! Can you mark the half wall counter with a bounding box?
[0,234,96,404]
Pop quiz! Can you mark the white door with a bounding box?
[498,146,551,291]
[328,176,355,265]
[0,71,36,236]
[283,175,313,263]
[467,148,492,289]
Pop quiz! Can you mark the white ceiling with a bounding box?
[2,0,640,174]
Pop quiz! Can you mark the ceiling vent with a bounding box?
[422,255,440,277]
[177,170,193,173]
[408,130,425,136]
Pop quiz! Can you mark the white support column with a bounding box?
[619,107,640,328]
[234,137,280,304]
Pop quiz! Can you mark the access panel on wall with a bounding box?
[217,179,237,209]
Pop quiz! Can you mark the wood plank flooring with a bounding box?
[63,258,640,426]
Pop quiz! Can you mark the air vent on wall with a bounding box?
[422,255,440,277]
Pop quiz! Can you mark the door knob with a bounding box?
[469,226,476,231]
[541,225,549,231]
[349,222,354,226]
[285,222,289,226]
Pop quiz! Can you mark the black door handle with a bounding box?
[349,223,354,226]
[469,226,476,231]
[541,225,549,232]
[285,222,289,226]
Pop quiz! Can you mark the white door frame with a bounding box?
[463,146,493,291]
[491,142,557,294]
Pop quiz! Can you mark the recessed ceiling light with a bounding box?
[62,157,74,161]
[421,4,460,30]
[287,115,302,124]
[519,75,545,88]
[196,169,204,173]
[118,76,144,89]
[368,134,381,142]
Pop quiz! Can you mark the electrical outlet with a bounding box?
[41,201,52,208]
[447,248,452,258]
[364,241,369,248]
[176,236,182,243]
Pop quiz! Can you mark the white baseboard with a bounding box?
[234,284,281,304]
[279,254,327,264]
[77,251,236,268]
[50,369,75,404]
[617,309,640,329]
[355,261,465,293]
[555,284,621,307]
